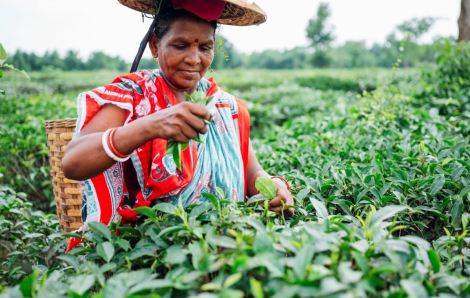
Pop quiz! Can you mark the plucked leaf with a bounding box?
[255,177,278,199]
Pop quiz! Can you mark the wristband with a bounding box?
[270,176,290,190]
[102,128,132,162]
[108,128,129,158]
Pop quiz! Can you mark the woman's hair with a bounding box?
[153,9,219,40]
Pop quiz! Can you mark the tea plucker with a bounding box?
[62,0,294,234]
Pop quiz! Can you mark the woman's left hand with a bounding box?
[268,178,295,218]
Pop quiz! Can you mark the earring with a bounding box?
[152,57,159,65]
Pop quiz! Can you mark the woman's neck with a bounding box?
[160,71,198,103]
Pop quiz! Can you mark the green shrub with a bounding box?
[2,41,470,297]
[0,186,66,286]
[0,92,76,209]
[295,75,375,92]
[417,40,470,116]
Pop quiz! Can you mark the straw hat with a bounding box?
[118,0,267,26]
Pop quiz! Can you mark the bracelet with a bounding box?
[270,176,290,190]
[102,128,132,162]
[108,128,129,158]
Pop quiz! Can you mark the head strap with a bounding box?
[130,16,158,73]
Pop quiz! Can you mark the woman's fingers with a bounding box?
[187,102,211,121]
[268,206,295,218]
[265,178,295,218]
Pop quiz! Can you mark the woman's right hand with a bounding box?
[148,102,211,143]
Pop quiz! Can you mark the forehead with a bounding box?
[164,14,215,41]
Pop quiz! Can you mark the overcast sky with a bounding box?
[0,0,461,62]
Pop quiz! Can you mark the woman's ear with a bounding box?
[149,33,158,58]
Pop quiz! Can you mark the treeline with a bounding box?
[7,38,440,72]
[9,50,130,72]
[7,9,446,72]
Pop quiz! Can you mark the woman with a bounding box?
[62,0,293,230]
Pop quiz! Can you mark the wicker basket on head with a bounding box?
[44,119,83,232]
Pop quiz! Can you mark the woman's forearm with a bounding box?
[62,112,154,181]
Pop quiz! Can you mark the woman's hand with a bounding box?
[268,178,295,218]
[149,101,211,143]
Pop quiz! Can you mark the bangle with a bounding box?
[108,128,129,158]
[102,128,131,162]
[270,176,290,190]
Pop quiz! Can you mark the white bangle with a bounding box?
[102,128,131,162]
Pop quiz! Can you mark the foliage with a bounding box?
[306,2,335,68]
[1,40,470,296]
[8,50,129,72]
[5,16,444,72]
[0,87,77,209]
[0,186,66,286]
[306,2,335,50]
[396,17,437,42]
[0,43,29,95]
[415,40,470,116]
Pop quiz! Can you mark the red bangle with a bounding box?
[271,176,290,190]
[107,128,130,158]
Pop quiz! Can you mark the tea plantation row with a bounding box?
[1,40,470,297]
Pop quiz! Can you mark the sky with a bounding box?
[0,0,461,62]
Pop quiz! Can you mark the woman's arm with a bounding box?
[62,102,210,181]
[246,140,294,217]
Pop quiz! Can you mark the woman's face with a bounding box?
[150,14,215,92]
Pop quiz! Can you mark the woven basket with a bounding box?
[44,119,83,232]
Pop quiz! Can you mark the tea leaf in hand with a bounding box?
[255,177,277,200]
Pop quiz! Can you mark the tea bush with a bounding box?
[0,69,379,208]
[1,42,470,297]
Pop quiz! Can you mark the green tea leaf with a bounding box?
[429,175,445,195]
[255,177,278,200]
[250,277,264,298]
[68,274,96,296]
[96,242,115,263]
[293,245,314,280]
[127,280,173,295]
[58,254,80,273]
[153,202,177,215]
[400,279,428,298]
[428,249,441,273]
[309,197,329,219]
[247,194,270,205]
[129,247,156,260]
[88,222,112,241]
[19,270,39,298]
[201,192,219,209]
[224,272,242,289]
[253,232,274,254]
[133,206,157,220]
[451,199,463,229]
[370,205,407,227]
[62,233,82,239]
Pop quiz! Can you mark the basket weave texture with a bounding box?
[44,119,83,232]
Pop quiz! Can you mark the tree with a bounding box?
[396,17,437,41]
[64,50,84,71]
[459,0,470,41]
[306,2,335,68]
